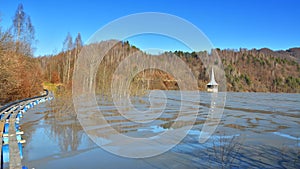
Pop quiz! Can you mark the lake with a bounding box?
[19,91,300,169]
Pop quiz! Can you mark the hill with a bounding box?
[38,41,300,93]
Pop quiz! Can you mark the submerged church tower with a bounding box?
[206,68,218,92]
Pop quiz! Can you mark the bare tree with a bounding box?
[13,4,25,43]
[62,32,73,84]
[75,33,83,49]
[74,32,83,62]
[12,3,35,56]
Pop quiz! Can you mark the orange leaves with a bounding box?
[51,71,60,84]
[0,51,43,104]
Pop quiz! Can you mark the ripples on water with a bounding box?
[20,92,300,169]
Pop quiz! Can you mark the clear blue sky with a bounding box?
[0,0,299,56]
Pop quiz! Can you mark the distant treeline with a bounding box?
[38,39,300,95]
[1,4,299,105]
[178,48,300,92]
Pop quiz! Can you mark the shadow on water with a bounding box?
[174,132,300,169]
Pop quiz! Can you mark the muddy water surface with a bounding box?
[20,92,300,169]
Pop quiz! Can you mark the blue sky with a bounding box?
[0,0,299,56]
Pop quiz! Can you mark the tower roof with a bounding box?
[207,68,218,86]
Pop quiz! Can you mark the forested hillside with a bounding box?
[173,48,300,92]
[38,40,300,94]
[1,4,299,105]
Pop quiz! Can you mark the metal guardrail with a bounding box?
[0,89,49,113]
[0,89,53,169]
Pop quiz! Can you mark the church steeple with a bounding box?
[207,68,218,92]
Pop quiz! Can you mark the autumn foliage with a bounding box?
[50,71,60,84]
[40,40,300,94]
[1,3,300,106]
[0,3,43,105]
[0,50,43,104]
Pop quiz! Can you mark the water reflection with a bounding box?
[20,92,300,168]
[46,97,84,152]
